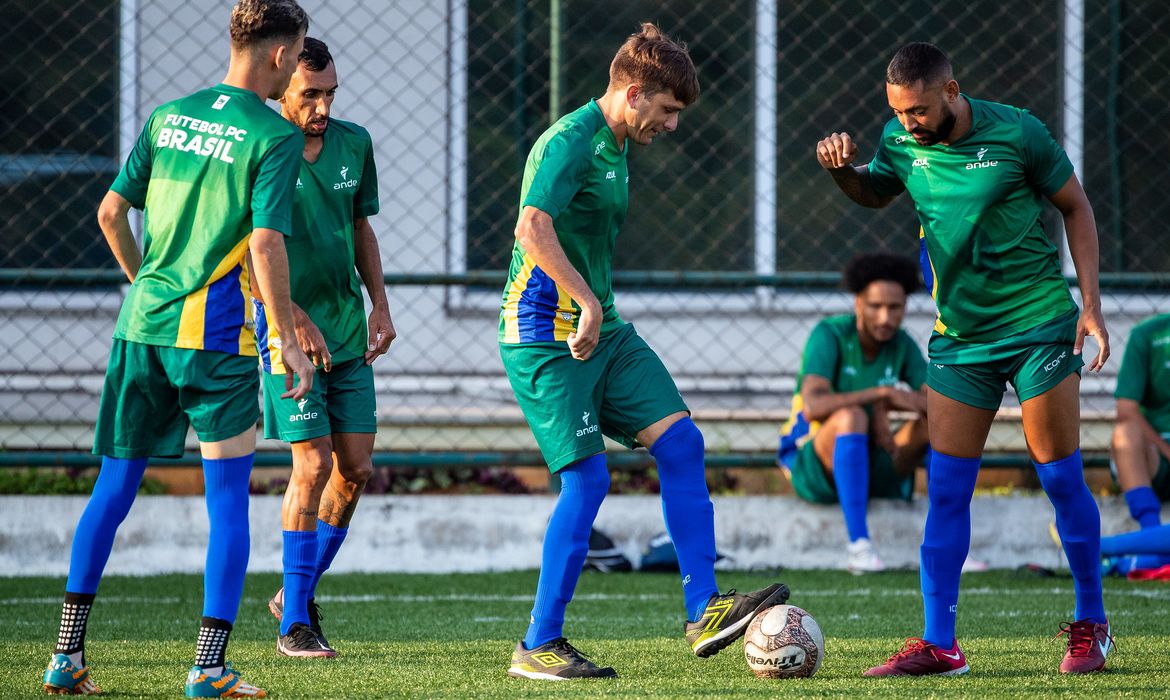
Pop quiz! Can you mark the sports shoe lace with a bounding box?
[550,638,588,662]
[1054,621,1114,657]
[308,600,325,623]
[890,638,931,661]
[286,623,320,648]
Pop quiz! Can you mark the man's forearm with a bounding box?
[97,192,142,282]
[803,386,886,422]
[828,165,894,209]
[249,229,297,338]
[516,211,599,312]
[1064,206,1102,309]
[354,218,388,309]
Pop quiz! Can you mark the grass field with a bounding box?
[2,569,1167,697]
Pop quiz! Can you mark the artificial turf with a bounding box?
[2,569,1167,697]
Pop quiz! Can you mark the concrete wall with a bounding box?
[2,493,1158,576]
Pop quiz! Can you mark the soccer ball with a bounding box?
[743,604,825,678]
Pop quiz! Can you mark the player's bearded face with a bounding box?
[281,62,338,137]
[627,89,685,145]
[856,281,906,344]
[887,81,957,146]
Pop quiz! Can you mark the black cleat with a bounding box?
[277,622,336,658]
[506,638,618,680]
[684,583,790,657]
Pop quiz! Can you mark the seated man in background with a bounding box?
[1103,312,1170,573]
[778,253,929,573]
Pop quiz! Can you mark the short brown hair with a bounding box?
[608,23,699,106]
[229,0,310,50]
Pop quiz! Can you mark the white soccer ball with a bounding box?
[743,604,825,678]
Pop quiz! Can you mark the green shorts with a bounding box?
[93,338,260,458]
[500,323,689,473]
[783,438,913,504]
[926,309,1084,410]
[262,356,376,442]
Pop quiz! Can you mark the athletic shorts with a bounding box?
[926,309,1084,410]
[499,323,689,473]
[93,338,260,458]
[782,438,913,504]
[262,356,376,442]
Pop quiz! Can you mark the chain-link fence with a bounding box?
[2,0,1167,466]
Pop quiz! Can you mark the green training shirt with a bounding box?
[1115,313,1170,434]
[256,118,380,374]
[498,99,629,344]
[779,314,926,459]
[110,83,303,356]
[867,96,1076,343]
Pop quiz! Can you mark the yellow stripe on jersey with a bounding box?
[920,227,948,335]
[500,254,538,344]
[175,235,255,353]
[552,283,576,341]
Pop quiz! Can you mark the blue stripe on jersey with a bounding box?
[204,266,245,354]
[778,412,809,468]
[919,233,934,293]
[254,300,271,373]
[516,267,557,343]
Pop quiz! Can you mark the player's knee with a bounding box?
[1037,466,1085,501]
[339,459,373,487]
[1111,419,1144,453]
[829,406,868,434]
[292,444,333,488]
[927,477,973,512]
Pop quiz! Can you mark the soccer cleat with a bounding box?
[864,638,970,677]
[685,583,790,658]
[269,588,334,654]
[506,638,617,680]
[1056,620,1113,673]
[960,555,990,573]
[185,663,266,698]
[43,653,100,695]
[277,622,337,658]
[847,538,886,574]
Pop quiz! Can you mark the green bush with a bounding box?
[0,468,166,495]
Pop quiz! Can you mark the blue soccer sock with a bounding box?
[1125,486,1162,529]
[650,417,720,623]
[280,530,318,634]
[1101,524,1170,558]
[308,520,349,599]
[920,451,979,648]
[523,454,609,649]
[66,456,149,594]
[1036,450,1106,623]
[202,454,253,623]
[832,433,870,542]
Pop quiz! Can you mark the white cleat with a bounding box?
[847,537,886,574]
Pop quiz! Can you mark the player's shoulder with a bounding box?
[1132,313,1170,337]
[815,314,855,338]
[325,117,372,144]
[535,102,603,157]
[968,96,1047,133]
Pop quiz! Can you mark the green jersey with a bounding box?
[110,84,302,356]
[1115,314,1170,434]
[256,118,379,374]
[867,96,1076,343]
[779,314,926,461]
[499,100,629,344]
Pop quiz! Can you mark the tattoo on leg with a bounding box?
[318,482,361,528]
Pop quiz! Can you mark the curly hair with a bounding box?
[843,252,921,295]
[229,0,309,49]
[608,23,699,105]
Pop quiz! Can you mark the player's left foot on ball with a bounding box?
[685,583,790,658]
[43,653,100,695]
[863,637,970,677]
[185,663,266,698]
[1056,619,1113,673]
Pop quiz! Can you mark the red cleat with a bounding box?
[1056,620,1112,673]
[864,638,969,677]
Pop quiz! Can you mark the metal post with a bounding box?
[1061,0,1084,277]
[550,0,562,123]
[754,0,778,305]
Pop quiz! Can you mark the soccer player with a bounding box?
[779,253,929,573]
[42,1,313,696]
[816,42,1112,676]
[1099,312,1170,571]
[500,24,788,681]
[254,36,395,657]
